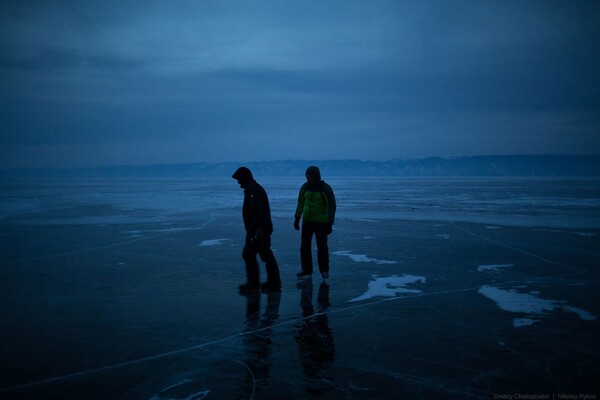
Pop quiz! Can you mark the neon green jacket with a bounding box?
[295,180,336,224]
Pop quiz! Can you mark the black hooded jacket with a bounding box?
[232,167,274,237]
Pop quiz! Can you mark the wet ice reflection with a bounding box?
[295,280,335,397]
[236,291,281,397]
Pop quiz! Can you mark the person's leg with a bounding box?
[315,223,329,276]
[300,221,315,274]
[242,234,260,288]
[257,236,281,289]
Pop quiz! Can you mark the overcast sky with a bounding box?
[1,0,599,168]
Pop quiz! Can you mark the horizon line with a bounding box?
[3,153,600,171]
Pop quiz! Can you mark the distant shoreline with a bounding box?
[3,155,600,179]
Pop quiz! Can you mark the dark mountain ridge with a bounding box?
[4,155,600,179]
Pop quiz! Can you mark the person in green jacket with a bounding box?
[294,166,336,279]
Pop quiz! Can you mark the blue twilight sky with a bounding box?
[1,0,599,168]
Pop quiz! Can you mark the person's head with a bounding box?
[305,165,321,183]
[232,166,254,189]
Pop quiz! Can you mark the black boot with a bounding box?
[238,283,259,293]
[260,282,281,293]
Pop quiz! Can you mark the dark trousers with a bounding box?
[300,221,329,274]
[242,233,281,287]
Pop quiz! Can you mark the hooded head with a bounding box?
[305,165,322,182]
[232,167,254,189]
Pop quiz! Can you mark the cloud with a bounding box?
[1,1,599,168]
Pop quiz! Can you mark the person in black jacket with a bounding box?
[232,167,282,293]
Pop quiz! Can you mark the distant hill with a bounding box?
[4,155,600,179]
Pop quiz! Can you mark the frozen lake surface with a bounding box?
[1,177,599,399]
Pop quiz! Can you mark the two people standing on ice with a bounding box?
[232,165,336,293]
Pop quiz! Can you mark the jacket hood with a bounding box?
[305,165,321,181]
[232,167,254,188]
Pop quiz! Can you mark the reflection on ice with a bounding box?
[349,275,427,302]
[333,250,396,265]
[295,280,335,396]
[238,291,281,398]
[479,286,597,328]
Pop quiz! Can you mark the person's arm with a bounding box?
[251,187,270,239]
[325,183,336,225]
[294,184,306,230]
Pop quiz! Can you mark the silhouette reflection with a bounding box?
[238,291,281,398]
[295,279,335,397]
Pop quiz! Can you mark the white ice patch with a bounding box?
[333,250,396,265]
[479,286,558,315]
[199,239,230,247]
[575,232,595,237]
[479,286,597,328]
[477,264,514,273]
[563,306,597,321]
[349,274,426,302]
[513,318,541,328]
[485,226,503,229]
[436,234,451,239]
[123,227,197,234]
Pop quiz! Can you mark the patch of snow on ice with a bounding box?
[513,318,541,328]
[349,274,426,302]
[479,286,561,315]
[479,286,597,326]
[477,264,514,273]
[199,239,230,247]
[563,306,597,321]
[436,234,451,239]
[123,227,197,234]
[333,250,396,265]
